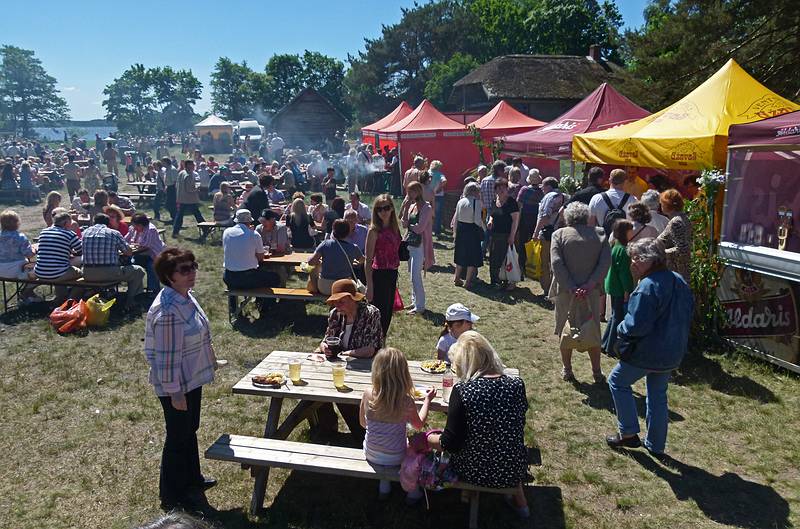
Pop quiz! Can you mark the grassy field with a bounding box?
[0,175,798,529]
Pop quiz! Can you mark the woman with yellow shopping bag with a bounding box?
[549,202,610,383]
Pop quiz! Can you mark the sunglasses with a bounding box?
[376,205,393,212]
[176,262,199,275]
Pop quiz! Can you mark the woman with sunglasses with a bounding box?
[365,194,401,335]
[144,248,219,514]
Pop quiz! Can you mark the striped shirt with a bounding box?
[144,287,215,396]
[82,224,129,266]
[34,226,82,279]
[480,175,495,210]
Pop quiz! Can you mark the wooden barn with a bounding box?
[269,88,348,150]
[449,46,636,122]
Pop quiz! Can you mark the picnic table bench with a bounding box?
[206,351,528,528]
[0,275,120,313]
[225,286,323,322]
[117,192,156,206]
[125,181,157,193]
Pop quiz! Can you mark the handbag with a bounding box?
[335,240,367,293]
[404,229,422,247]
[398,240,410,261]
[560,296,601,352]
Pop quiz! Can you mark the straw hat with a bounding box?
[326,279,365,305]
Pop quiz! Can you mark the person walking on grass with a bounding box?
[601,219,634,355]
[172,160,206,239]
[606,238,693,456]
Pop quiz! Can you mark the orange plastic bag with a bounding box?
[49,299,89,333]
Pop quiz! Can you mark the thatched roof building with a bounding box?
[449,47,633,121]
[270,88,348,150]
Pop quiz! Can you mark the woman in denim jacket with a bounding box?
[606,237,693,455]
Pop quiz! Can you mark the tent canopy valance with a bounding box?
[572,60,800,170]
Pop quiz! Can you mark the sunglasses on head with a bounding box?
[176,262,199,275]
[376,204,393,212]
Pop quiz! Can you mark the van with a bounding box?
[236,119,265,143]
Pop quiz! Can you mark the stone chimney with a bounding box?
[588,45,602,61]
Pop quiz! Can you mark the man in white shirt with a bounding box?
[345,191,371,224]
[588,168,638,229]
[222,209,280,296]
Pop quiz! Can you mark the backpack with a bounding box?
[601,192,630,238]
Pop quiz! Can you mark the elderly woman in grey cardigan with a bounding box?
[550,202,611,382]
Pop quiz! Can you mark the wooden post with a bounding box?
[468,491,480,529]
[250,397,284,514]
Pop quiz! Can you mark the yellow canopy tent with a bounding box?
[572,59,800,170]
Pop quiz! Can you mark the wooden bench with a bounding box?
[0,275,121,313]
[197,221,227,241]
[206,434,530,528]
[225,287,323,323]
[157,228,166,242]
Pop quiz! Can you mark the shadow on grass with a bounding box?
[470,283,554,309]
[420,309,446,328]
[233,302,328,339]
[572,381,684,422]
[255,471,565,529]
[623,449,790,529]
[672,352,778,404]
[428,263,455,274]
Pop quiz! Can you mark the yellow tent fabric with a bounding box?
[572,59,800,170]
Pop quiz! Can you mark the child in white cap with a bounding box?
[436,303,480,362]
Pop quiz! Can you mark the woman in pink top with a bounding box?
[365,194,401,336]
[400,182,434,315]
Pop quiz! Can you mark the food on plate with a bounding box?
[252,372,284,386]
[413,388,424,399]
[421,359,447,373]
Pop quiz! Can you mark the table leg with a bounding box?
[274,400,322,440]
[250,397,283,514]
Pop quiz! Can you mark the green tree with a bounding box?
[469,0,537,60]
[210,58,258,121]
[262,51,349,115]
[0,45,69,137]
[424,53,480,108]
[103,64,201,135]
[623,0,800,109]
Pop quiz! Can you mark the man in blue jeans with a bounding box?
[172,160,206,238]
[605,238,693,455]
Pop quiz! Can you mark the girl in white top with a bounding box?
[359,347,435,500]
[436,303,479,362]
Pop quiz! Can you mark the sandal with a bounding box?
[592,370,606,384]
[561,367,575,382]
[454,278,464,287]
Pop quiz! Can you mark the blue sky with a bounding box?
[0,0,647,120]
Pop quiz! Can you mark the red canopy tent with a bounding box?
[380,100,480,190]
[728,110,800,146]
[502,83,650,159]
[360,101,413,149]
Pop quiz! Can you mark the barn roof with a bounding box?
[451,54,629,102]
[271,87,349,123]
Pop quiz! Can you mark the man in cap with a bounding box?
[222,209,280,303]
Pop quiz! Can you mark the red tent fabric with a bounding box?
[361,102,413,149]
[502,83,650,159]
[728,110,800,146]
[468,101,546,133]
[381,100,480,190]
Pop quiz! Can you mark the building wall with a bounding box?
[270,93,347,150]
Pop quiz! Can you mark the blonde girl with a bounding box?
[287,197,315,250]
[359,347,435,500]
[42,191,62,226]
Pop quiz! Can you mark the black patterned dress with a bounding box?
[440,375,528,488]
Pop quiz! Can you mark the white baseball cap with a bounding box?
[235,209,253,224]
[445,303,480,323]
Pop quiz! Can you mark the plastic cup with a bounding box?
[289,359,301,383]
[332,364,346,388]
[324,336,342,357]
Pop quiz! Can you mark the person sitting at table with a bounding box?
[323,196,346,238]
[427,331,530,519]
[286,197,315,251]
[308,193,327,228]
[107,191,136,216]
[345,191,371,224]
[0,209,35,280]
[307,219,364,295]
[208,165,227,195]
[263,174,285,204]
[315,278,384,441]
[359,347,435,500]
[71,189,91,214]
[30,209,83,304]
[82,213,146,311]
[255,209,289,253]
[212,182,235,226]
[125,213,166,293]
[88,190,109,218]
[42,191,62,227]
[237,181,254,206]
[221,209,280,295]
[242,174,270,222]
[344,209,367,254]
[105,204,129,236]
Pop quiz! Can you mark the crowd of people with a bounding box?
[0,138,698,525]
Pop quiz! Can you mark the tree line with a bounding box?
[1,0,798,138]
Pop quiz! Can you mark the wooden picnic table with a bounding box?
[260,251,313,267]
[233,350,520,512]
[125,181,157,193]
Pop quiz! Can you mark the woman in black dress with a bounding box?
[488,178,520,290]
[452,181,484,289]
[428,330,529,519]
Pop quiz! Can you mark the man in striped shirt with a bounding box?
[31,210,83,303]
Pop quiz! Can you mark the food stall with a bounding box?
[194,115,233,153]
[718,111,800,372]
